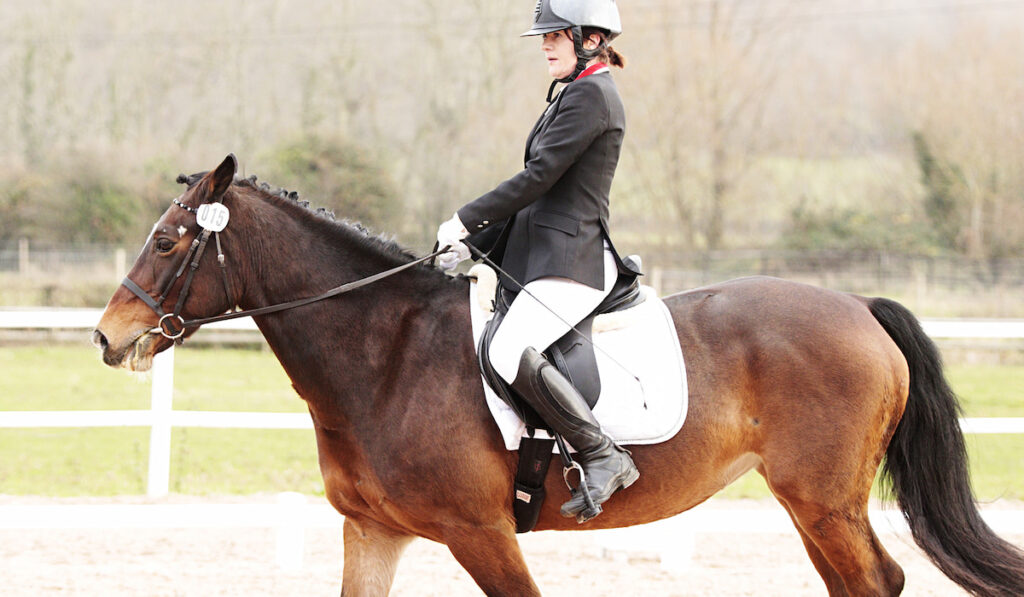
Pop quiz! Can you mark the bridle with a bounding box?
[120,198,229,340]
[121,197,447,342]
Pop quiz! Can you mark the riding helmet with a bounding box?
[522,0,622,40]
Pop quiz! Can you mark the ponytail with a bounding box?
[603,46,627,69]
[581,27,627,70]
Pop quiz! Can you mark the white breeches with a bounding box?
[490,248,618,384]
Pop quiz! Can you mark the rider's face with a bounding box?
[541,30,577,79]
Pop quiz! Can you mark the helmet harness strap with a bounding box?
[546,25,609,103]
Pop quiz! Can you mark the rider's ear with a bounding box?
[203,154,237,203]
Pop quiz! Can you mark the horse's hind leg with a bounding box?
[341,516,414,597]
[444,526,541,596]
[761,445,903,595]
[774,492,905,596]
[777,501,850,596]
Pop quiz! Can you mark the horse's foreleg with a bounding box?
[340,516,414,597]
[444,526,541,596]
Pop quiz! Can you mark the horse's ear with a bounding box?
[204,154,237,203]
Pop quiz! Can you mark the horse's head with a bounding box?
[93,154,240,371]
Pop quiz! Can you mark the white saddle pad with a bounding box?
[468,265,688,451]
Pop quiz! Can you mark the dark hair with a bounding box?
[581,27,627,69]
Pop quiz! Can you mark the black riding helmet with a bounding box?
[523,0,622,99]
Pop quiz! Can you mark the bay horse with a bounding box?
[94,155,1024,596]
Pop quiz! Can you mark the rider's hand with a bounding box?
[437,246,468,271]
[436,213,470,271]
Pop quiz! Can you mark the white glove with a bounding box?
[437,248,468,271]
[436,213,470,271]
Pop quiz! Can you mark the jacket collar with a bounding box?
[576,62,609,80]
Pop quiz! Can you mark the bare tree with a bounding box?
[892,19,1024,259]
[624,0,795,252]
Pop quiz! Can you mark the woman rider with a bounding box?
[436,0,639,523]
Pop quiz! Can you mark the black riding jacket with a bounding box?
[458,67,640,291]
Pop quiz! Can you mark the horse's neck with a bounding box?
[233,200,460,429]
[236,210,381,308]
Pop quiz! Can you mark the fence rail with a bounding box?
[3,497,1020,572]
[5,242,1024,304]
[2,309,1023,497]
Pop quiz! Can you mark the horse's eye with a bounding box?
[154,238,176,254]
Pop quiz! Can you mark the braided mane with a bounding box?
[176,171,416,264]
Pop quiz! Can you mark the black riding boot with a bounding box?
[510,347,639,523]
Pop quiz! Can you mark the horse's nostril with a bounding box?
[91,329,109,350]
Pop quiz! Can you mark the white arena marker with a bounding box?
[276,492,306,571]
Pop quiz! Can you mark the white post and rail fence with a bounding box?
[2,309,1023,498]
[1,309,1023,571]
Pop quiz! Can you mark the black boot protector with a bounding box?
[510,347,639,523]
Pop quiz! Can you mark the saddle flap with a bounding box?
[546,316,600,408]
[476,308,549,430]
[468,259,645,412]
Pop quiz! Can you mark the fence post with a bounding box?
[115,247,127,281]
[18,238,29,274]
[650,266,663,296]
[276,492,306,570]
[147,347,175,497]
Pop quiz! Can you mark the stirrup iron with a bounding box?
[557,435,603,523]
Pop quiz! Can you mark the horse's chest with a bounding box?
[324,475,381,517]
[314,432,390,518]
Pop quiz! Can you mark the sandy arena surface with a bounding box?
[2,496,1021,596]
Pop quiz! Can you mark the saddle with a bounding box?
[477,256,644,417]
[475,257,644,532]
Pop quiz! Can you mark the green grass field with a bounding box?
[1,345,1021,499]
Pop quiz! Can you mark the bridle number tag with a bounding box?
[196,202,230,232]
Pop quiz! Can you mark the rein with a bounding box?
[121,200,449,340]
[178,249,446,330]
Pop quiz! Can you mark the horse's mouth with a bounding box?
[105,330,161,372]
[126,332,160,372]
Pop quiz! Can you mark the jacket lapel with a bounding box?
[522,91,564,165]
[523,112,546,165]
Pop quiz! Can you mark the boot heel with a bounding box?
[621,467,640,490]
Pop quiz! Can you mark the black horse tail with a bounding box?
[870,297,1024,596]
